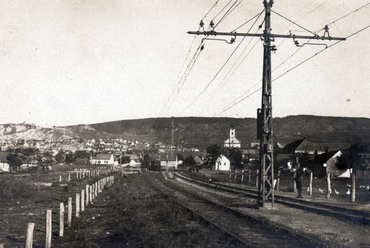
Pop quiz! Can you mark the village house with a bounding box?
[90,153,115,165]
[215,155,230,171]
[0,151,10,172]
[160,148,178,169]
[310,150,349,178]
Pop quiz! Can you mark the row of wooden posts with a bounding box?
[59,169,112,183]
[25,171,116,248]
[229,169,357,202]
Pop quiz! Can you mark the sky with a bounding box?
[0,0,369,127]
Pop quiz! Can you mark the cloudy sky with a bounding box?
[0,0,369,127]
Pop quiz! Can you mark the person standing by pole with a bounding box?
[293,163,305,198]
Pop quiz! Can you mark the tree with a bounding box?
[22,148,38,157]
[339,143,370,172]
[223,148,243,169]
[55,150,65,163]
[184,156,196,167]
[6,153,23,169]
[74,150,91,160]
[206,144,222,163]
[65,152,74,164]
[43,151,54,167]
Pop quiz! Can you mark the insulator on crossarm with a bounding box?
[210,20,214,28]
[199,20,204,28]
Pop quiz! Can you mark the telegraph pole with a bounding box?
[188,0,345,207]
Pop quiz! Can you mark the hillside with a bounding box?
[89,115,370,149]
[0,116,369,149]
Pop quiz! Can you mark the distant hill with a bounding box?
[0,116,369,150]
[88,115,370,149]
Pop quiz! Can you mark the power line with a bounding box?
[200,13,264,114]
[271,10,316,35]
[233,9,264,32]
[316,2,370,33]
[181,2,369,120]
[161,38,206,117]
[213,0,235,21]
[179,10,264,116]
[209,5,370,117]
[202,1,220,20]
[214,0,243,30]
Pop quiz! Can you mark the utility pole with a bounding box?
[188,0,345,207]
[167,116,175,171]
[171,116,175,149]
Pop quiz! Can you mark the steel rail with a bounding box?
[154,172,330,248]
[175,172,370,225]
[150,177,254,247]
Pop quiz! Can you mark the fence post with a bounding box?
[81,189,85,212]
[326,173,331,198]
[68,197,72,227]
[351,170,356,202]
[276,169,281,191]
[26,222,35,248]
[76,193,80,218]
[59,175,62,183]
[85,185,89,206]
[248,170,251,184]
[59,203,64,237]
[46,210,52,248]
[95,182,98,197]
[309,171,313,196]
[90,185,93,201]
[255,169,259,187]
[241,170,244,184]
[68,173,70,182]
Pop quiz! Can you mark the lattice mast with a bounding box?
[187,0,345,207]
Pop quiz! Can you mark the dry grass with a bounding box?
[0,171,246,247]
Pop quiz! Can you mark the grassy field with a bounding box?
[0,169,246,247]
[2,166,370,247]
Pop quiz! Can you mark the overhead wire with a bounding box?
[271,10,316,35]
[162,39,206,116]
[202,1,220,20]
[213,0,235,22]
[212,2,329,117]
[213,1,370,117]
[200,11,264,115]
[316,2,370,34]
[170,2,370,120]
[213,0,243,30]
[177,0,246,116]
[162,0,239,117]
[214,22,370,117]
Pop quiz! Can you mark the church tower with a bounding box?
[224,127,241,148]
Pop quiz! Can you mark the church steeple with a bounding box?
[224,126,241,148]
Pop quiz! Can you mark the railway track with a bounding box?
[175,172,370,226]
[151,171,333,248]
